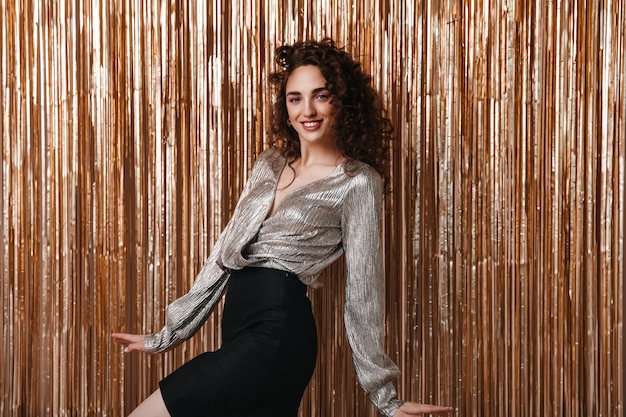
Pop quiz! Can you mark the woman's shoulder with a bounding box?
[248,148,285,176]
[254,147,284,166]
[257,147,283,159]
[343,159,383,188]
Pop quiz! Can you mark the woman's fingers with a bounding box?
[111,332,141,344]
[395,401,454,416]
[111,333,146,352]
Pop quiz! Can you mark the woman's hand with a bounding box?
[111,333,146,353]
[393,402,454,416]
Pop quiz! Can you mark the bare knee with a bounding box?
[128,389,171,417]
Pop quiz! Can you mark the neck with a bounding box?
[298,143,343,167]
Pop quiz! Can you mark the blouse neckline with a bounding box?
[265,156,348,220]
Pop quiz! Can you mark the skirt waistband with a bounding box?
[227,266,307,297]
[229,266,298,280]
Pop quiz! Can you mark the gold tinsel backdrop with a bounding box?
[0,0,624,416]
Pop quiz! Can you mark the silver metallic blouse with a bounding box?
[144,148,404,416]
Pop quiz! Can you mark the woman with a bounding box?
[113,39,453,417]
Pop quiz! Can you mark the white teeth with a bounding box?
[303,122,318,127]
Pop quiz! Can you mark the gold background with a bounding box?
[1,0,624,416]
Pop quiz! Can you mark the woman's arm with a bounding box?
[113,150,277,354]
[341,165,453,417]
[142,260,230,353]
[341,166,403,416]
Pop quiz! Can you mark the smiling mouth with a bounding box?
[302,121,322,129]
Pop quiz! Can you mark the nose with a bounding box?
[303,98,316,117]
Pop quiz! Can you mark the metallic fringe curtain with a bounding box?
[1,0,624,416]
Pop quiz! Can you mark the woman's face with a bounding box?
[285,65,337,148]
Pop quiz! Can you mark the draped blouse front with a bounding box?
[144,148,404,417]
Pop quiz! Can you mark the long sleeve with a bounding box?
[143,201,245,353]
[144,151,277,353]
[143,251,229,353]
[341,166,404,417]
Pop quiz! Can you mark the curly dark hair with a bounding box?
[268,39,393,181]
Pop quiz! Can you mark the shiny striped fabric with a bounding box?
[145,148,404,416]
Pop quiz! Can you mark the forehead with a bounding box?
[286,65,327,92]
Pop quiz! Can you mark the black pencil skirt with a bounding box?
[158,267,318,417]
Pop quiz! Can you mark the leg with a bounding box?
[128,388,171,417]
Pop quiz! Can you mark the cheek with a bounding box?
[321,102,336,116]
[286,106,298,121]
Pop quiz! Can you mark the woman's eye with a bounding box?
[315,93,329,100]
[287,97,301,103]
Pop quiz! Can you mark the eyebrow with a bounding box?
[286,86,329,96]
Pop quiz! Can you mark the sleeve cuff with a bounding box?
[368,380,405,417]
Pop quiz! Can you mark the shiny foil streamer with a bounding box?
[0,0,624,416]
